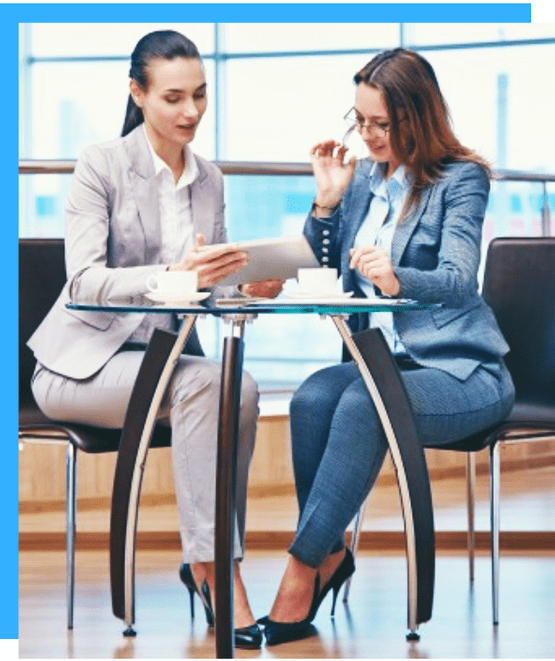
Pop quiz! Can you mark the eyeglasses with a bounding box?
[342,107,391,144]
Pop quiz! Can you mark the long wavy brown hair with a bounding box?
[354,48,490,216]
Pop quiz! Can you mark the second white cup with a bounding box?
[146,270,198,296]
[297,267,338,294]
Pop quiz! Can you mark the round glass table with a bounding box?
[68,294,440,655]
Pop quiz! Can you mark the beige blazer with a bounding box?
[28,125,227,379]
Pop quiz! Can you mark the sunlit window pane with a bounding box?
[19,174,71,238]
[224,175,316,241]
[407,22,555,46]
[30,23,214,58]
[22,60,216,159]
[223,53,368,161]
[224,23,398,53]
[422,45,555,171]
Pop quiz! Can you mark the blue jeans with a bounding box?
[288,359,515,568]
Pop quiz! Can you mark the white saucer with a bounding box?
[286,290,353,300]
[145,291,210,305]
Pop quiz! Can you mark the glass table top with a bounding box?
[67,294,441,316]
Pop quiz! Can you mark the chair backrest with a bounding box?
[482,237,555,409]
[19,239,67,408]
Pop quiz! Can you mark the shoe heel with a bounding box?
[320,548,356,619]
[330,586,339,617]
[187,586,195,619]
[201,582,215,626]
[180,563,214,626]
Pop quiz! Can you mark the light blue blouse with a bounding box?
[353,161,411,355]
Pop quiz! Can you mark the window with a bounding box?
[19,23,555,388]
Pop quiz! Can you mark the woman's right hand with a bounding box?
[169,233,248,289]
[310,140,357,212]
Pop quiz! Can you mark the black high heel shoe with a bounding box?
[179,564,263,649]
[316,547,355,617]
[262,574,321,646]
[179,563,214,626]
[262,549,355,646]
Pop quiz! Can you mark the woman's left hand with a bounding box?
[349,246,401,296]
[240,280,284,299]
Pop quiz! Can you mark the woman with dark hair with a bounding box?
[261,48,514,645]
[29,29,280,648]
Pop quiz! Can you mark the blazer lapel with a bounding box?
[125,127,162,263]
[190,159,214,239]
[341,162,374,289]
[391,186,432,266]
[344,163,374,251]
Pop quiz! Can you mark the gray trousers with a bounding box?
[32,350,259,563]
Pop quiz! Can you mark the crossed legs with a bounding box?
[268,359,514,624]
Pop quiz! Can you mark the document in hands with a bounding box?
[213,235,320,286]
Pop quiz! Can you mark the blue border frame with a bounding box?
[4,3,533,23]
[10,1,531,646]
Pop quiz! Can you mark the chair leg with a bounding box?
[466,452,476,585]
[343,498,368,604]
[66,443,77,630]
[490,442,501,625]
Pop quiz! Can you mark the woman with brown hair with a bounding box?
[260,48,514,645]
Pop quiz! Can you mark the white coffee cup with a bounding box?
[297,267,338,294]
[146,270,198,296]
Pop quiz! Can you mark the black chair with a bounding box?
[346,237,555,626]
[19,238,172,629]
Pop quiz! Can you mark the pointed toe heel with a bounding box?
[261,575,320,646]
[179,563,215,626]
[262,549,356,647]
[234,623,263,649]
[180,564,261,647]
[263,619,315,646]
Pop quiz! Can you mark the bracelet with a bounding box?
[312,199,341,212]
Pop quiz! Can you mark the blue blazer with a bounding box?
[304,159,510,381]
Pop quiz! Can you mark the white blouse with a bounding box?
[128,126,200,346]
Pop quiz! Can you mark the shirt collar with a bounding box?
[143,124,199,189]
[369,161,410,201]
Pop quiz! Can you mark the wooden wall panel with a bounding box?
[19,415,555,512]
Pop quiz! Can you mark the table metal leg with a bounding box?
[110,318,197,636]
[214,319,246,659]
[331,317,435,640]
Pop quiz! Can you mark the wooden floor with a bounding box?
[19,548,555,658]
[19,465,555,658]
